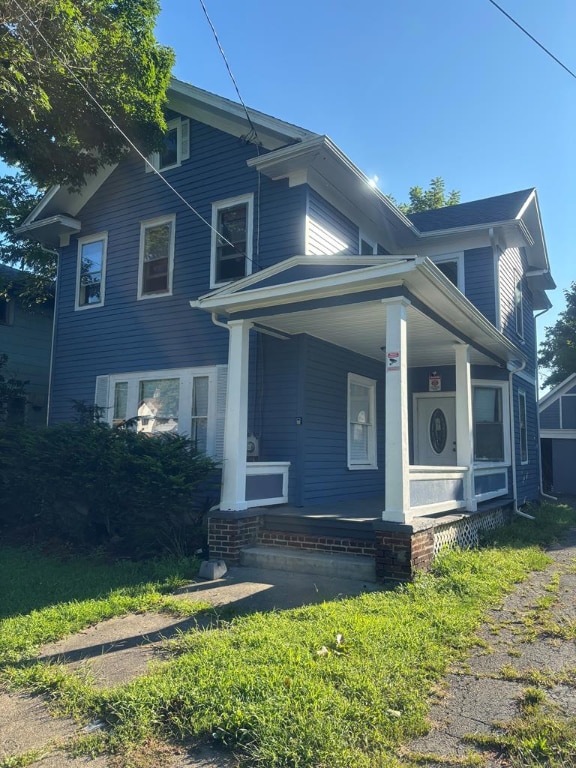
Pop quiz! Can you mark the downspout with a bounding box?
[534,306,558,501]
[508,359,530,517]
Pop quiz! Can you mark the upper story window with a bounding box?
[76,233,107,309]
[0,298,13,325]
[514,269,524,338]
[347,373,377,470]
[518,390,528,464]
[146,117,190,173]
[138,215,175,298]
[211,194,253,287]
[431,252,464,292]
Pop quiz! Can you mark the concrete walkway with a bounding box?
[1,534,575,767]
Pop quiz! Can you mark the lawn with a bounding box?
[1,501,576,768]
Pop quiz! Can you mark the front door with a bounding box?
[414,395,457,466]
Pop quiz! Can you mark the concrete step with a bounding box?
[239,545,377,582]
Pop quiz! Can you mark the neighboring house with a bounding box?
[539,374,576,495]
[0,264,52,427]
[16,79,555,576]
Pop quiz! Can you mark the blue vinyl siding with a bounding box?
[499,247,537,376]
[464,247,496,324]
[561,396,576,429]
[49,118,307,423]
[567,385,576,395]
[306,188,358,255]
[514,379,540,501]
[540,400,561,429]
[550,438,576,494]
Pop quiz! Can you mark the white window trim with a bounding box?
[210,193,254,289]
[514,268,524,339]
[146,117,190,172]
[138,214,175,300]
[472,379,511,467]
[430,252,465,292]
[347,372,377,470]
[75,232,107,311]
[518,390,528,465]
[105,367,218,455]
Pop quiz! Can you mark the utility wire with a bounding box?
[487,0,576,81]
[11,0,244,256]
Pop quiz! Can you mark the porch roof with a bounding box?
[190,256,524,368]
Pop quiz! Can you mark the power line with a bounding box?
[10,0,245,257]
[487,0,576,81]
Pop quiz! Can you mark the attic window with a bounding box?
[146,118,190,172]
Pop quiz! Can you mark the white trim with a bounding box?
[518,389,528,465]
[347,372,377,470]
[412,391,456,467]
[493,246,502,331]
[137,214,175,299]
[429,252,465,292]
[146,117,190,172]
[359,233,377,255]
[540,429,576,440]
[514,267,524,339]
[412,500,467,517]
[75,232,107,310]
[210,193,254,289]
[245,462,290,507]
[539,372,576,411]
[472,379,511,466]
[473,466,509,503]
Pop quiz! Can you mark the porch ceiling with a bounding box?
[255,301,498,367]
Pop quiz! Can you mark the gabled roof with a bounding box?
[539,373,576,411]
[408,189,535,232]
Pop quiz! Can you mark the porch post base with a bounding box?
[207,509,262,565]
[374,521,434,580]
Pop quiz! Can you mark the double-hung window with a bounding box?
[139,216,175,298]
[473,385,505,462]
[347,373,377,469]
[76,233,107,309]
[102,367,217,454]
[146,117,190,172]
[211,194,253,287]
[519,391,528,464]
[514,270,524,338]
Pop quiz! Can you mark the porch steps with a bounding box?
[239,545,377,582]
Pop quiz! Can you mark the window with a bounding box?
[431,253,464,291]
[473,386,504,462]
[139,216,175,298]
[76,234,107,309]
[102,367,218,454]
[0,298,13,325]
[519,391,528,464]
[211,194,253,287]
[347,373,377,469]
[146,118,190,172]
[514,270,524,338]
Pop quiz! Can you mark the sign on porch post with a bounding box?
[383,297,411,524]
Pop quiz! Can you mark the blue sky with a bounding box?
[156,0,575,357]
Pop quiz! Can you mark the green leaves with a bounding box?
[539,282,576,387]
[389,177,461,214]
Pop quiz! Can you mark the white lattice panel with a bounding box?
[432,508,507,556]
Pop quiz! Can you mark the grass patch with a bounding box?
[1,501,575,767]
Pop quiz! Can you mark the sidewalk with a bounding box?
[1,532,575,767]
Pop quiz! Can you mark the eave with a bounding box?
[14,214,81,249]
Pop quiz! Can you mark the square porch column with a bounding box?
[383,297,411,523]
[454,343,477,511]
[220,319,253,511]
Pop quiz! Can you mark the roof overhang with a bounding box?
[191,256,524,368]
[539,372,576,410]
[14,214,81,249]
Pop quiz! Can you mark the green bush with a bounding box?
[0,415,218,556]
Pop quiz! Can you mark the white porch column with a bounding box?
[383,297,411,523]
[220,319,253,511]
[454,343,477,511]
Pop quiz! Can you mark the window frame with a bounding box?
[105,367,218,455]
[146,117,190,172]
[518,390,528,464]
[472,380,511,467]
[347,372,378,470]
[138,215,175,299]
[514,268,524,339]
[75,232,107,311]
[430,252,465,292]
[210,194,254,288]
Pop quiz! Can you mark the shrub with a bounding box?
[0,416,218,556]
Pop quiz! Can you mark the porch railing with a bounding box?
[245,462,290,508]
[409,465,468,517]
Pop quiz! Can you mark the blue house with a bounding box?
[539,374,576,496]
[17,79,555,577]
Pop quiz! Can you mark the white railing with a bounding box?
[245,462,290,508]
[473,466,508,503]
[409,465,468,517]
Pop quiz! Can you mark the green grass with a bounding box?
[1,501,575,768]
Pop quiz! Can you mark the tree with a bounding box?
[0,0,174,189]
[0,173,51,306]
[539,283,576,388]
[389,177,461,214]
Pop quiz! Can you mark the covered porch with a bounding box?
[192,255,522,534]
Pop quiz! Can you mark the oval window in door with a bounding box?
[429,408,447,454]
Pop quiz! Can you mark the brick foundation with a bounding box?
[257,530,375,556]
[374,527,435,580]
[208,510,263,564]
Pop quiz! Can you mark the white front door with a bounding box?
[414,395,457,466]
